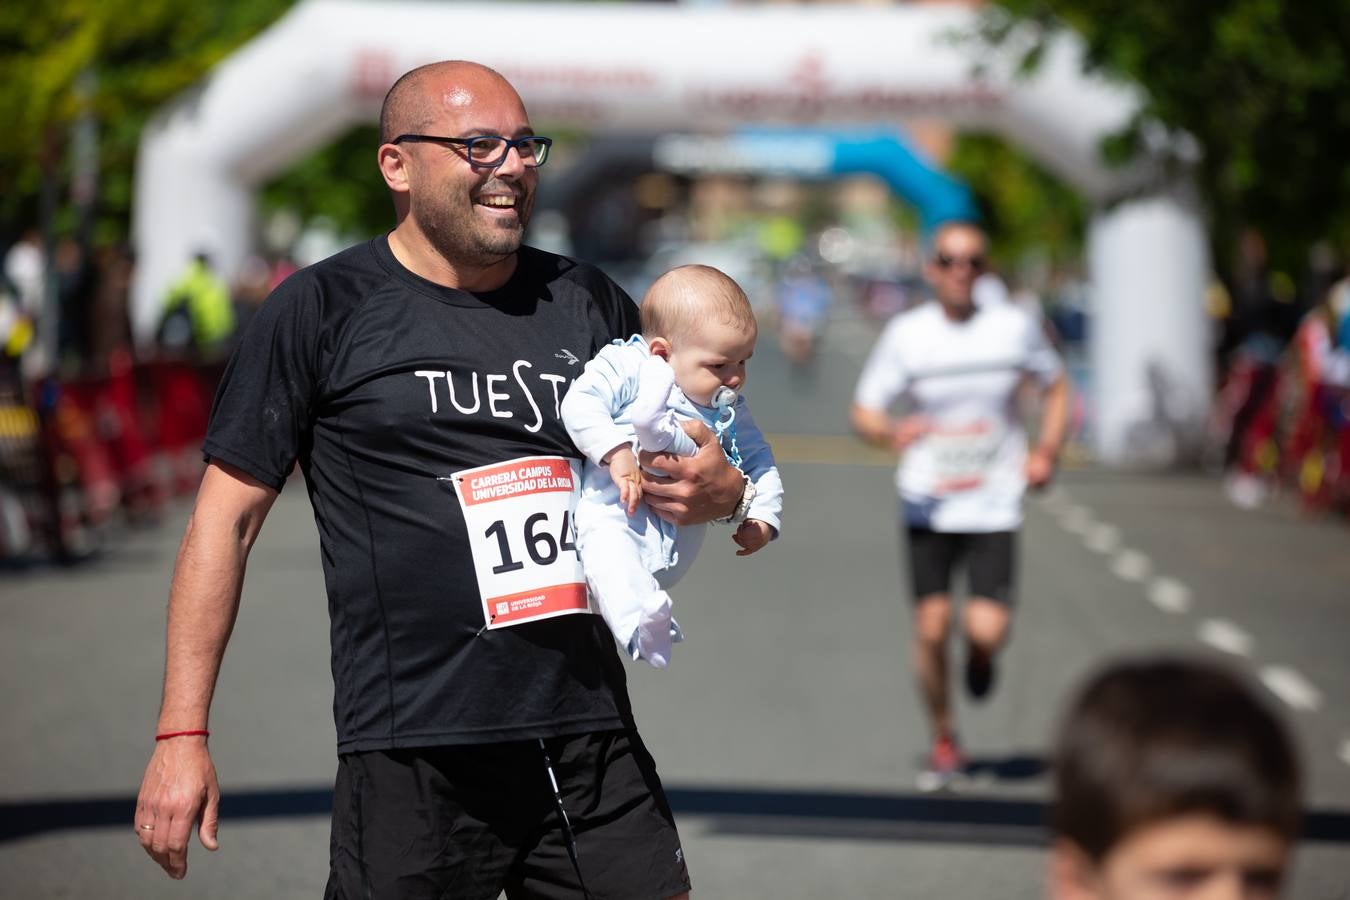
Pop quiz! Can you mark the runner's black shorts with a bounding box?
[905,527,1017,606]
[325,728,690,900]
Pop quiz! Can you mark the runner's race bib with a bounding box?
[927,420,1004,494]
[452,456,589,629]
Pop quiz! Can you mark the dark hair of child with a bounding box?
[1051,656,1301,861]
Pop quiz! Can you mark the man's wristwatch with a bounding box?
[718,472,756,525]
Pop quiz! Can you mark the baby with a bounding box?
[561,265,784,667]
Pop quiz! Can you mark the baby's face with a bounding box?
[1052,814,1289,900]
[666,319,757,407]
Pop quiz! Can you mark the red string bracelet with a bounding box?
[155,730,210,741]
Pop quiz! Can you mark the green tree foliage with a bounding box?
[259,126,391,241]
[0,0,294,241]
[984,0,1350,272]
[946,133,1088,272]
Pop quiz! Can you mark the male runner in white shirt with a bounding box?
[851,221,1069,789]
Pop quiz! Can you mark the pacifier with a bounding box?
[711,385,738,410]
[709,385,743,468]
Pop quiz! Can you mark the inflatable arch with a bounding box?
[655,128,981,226]
[538,127,979,261]
[132,0,1210,465]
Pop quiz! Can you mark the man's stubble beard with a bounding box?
[415,186,534,268]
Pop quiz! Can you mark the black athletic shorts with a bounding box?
[325,729,690,900]
[905,527,1016,606]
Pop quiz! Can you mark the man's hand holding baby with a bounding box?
[639,419,744,525]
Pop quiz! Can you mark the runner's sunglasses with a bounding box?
[933,253,986,272]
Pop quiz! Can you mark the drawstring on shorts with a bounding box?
[538,738,592,899]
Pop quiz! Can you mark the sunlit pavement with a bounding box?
[2,302,1347,899]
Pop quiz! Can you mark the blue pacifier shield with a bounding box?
[712,386,738,410]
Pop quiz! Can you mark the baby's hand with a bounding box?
[732,519,774,557]
[607,447,643,516]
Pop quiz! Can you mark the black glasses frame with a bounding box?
[391,134,553,168]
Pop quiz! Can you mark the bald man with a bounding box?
[134,60,740,898]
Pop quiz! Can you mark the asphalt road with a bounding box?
[2,300,1348,899]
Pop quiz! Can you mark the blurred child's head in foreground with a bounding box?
[1049,655,1301,900]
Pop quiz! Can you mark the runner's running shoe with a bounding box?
[916,734,966,792]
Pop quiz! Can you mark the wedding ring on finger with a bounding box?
[138,823,155,831]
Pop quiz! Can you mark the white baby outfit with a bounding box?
[561,335,784,667]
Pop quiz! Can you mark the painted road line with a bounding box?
[1110,549,1152,583]
[1147,577,1193,614]
[760,434,895,467]
[1340,739,1350,768]
[1038,486,1067,510]
[1058,505,1093,535]
[1198,619,1254,657]
[1083,522,1122,554]
[1260,666,1323,712]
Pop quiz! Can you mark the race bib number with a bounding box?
[927,421,1003,494]
[452,456,588,629]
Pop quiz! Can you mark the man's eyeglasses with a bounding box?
[934,253,986,272]
[391,134,553,168]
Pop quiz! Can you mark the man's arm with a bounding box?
[851,404,894,449]
[850,404,927,452]
[638,419,744,525]
[135,461,278,880]
[1025,373,1070,488]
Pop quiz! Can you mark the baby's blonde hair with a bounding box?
[640,265,756,344]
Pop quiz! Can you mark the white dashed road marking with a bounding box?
[1198,618,1254,657]
[1039,488,1066,512]
[1147,577,1193,614]
[1058,505,1093,535]
[1110,549,1152,583]
[1050,491,1344,747]
[1083,522,1122,554]
[1260,666,1323,712]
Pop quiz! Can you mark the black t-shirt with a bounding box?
[204,237,641,751]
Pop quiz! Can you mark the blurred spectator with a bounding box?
[1284,274,1350,513]
[230,254,273,345]
[265,251,298,294]
[0,272,35,366]
[1217,230,1302,509]
[1048,655,1300,900]
[774,254,831,367]
[756,212,806,268]
[54,237,93,366]
[0,278,40,561]
[4,229,45,319]
[1046,269,1090,348]
[4,230,50,380]
[154,251,233,495]
[155,251,235,360]
[86,244,164,522]
[87,244,136,367]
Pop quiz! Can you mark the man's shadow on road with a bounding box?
[957,752,1048,783]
